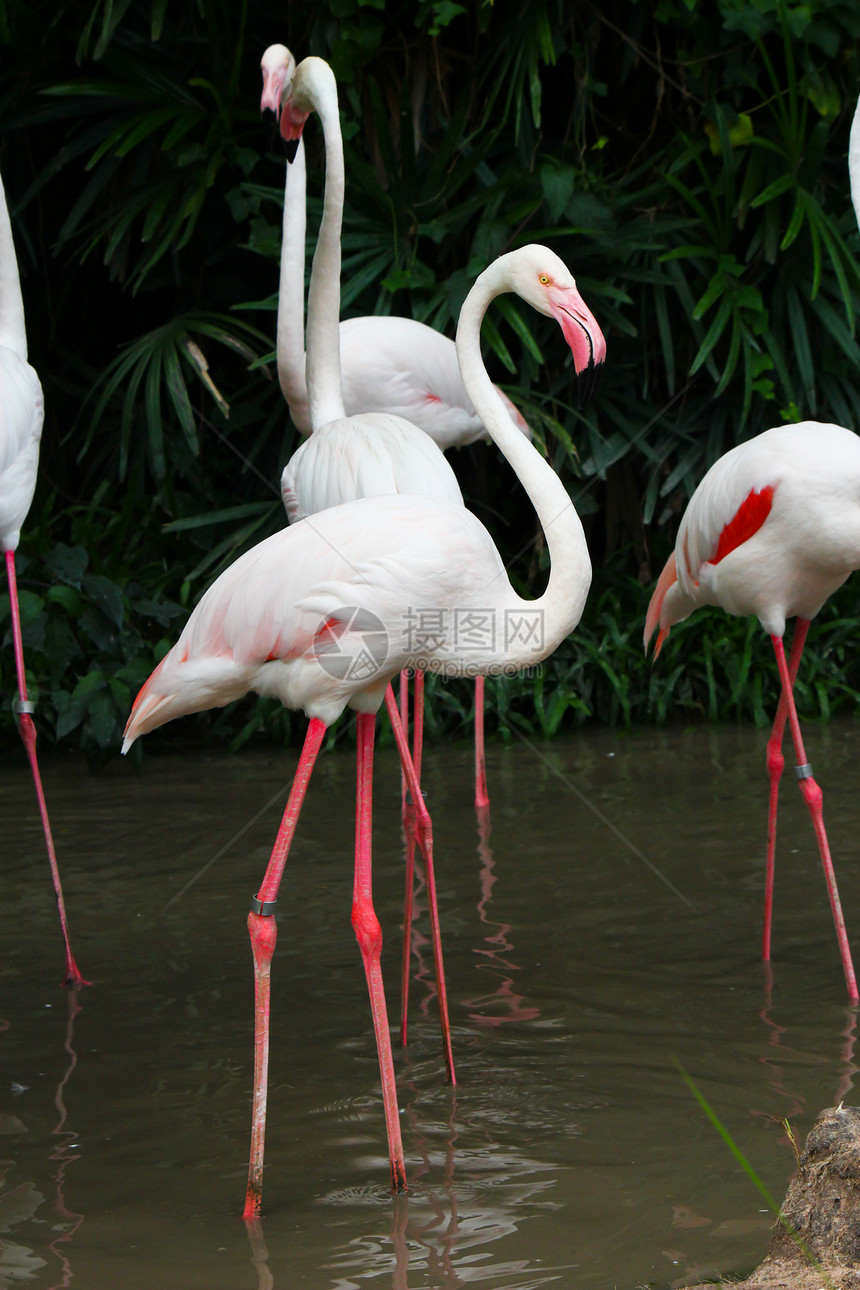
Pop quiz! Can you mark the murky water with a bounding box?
[2,718,860,1289]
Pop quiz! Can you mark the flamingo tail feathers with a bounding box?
[644,552,678,659]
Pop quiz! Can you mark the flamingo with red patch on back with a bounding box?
[644,421,860,1001]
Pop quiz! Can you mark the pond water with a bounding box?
[2,717,860,1289]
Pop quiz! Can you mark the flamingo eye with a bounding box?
[538,273,551,285]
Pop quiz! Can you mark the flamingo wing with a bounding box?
[281,410,464,522]
[124,494,504,745]
[0,349,43,551]
[338,315,530,450]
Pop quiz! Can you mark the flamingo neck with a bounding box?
[300,61,346,428]
[276,138,311,424]
[456,270,592,655]
[851,92,860,234]
[0,173,28,360]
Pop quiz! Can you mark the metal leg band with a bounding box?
[250,896,277,916]
[12,699,35,716]
[405,788,428,807]
[795,763,813,780]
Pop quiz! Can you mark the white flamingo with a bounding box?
[260,45,533,449]
[123,242,602,1215]
[644,421,860,1003]
[260,47,604,817]
[0,169,85,987]
[643,88,860,1005]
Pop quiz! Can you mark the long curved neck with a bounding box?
[0,173,28,360]
[276,137,310,415]
[456,273,592,650]
[301,62,346,428]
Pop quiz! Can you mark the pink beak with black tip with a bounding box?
[549,282,606,406]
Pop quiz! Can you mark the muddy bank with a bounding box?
[683,1105,860,1290]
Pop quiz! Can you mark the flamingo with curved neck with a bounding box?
[124,242,601,1213]
[262,48,604,822]
[260,43,532,448]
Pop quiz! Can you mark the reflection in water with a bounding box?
[756,975,858,1123]
[836,1009,858,1105]
[245,1219,274,1290]
[0,989,83,1290]
[754,974,808,1125]
[47,987,84,1289]
[406,808,540,1030]
[461,812,539,1028]
[6,727,860,1287]
[0,1178,45,1288]
[320,1088,568,1290]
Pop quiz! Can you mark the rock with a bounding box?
[682,1104,860,1290]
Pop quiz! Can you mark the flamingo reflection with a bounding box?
[47,987,85,1289]
[462,812,540,1028]
[0,988,83,1290]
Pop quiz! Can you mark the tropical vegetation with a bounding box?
[2,0,860,760]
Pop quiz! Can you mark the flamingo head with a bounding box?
[260,44,308,162]
[503,245,607,406]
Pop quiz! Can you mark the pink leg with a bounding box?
[399,672,424,1047]
[398,670,409,812]
[353,712,407,1193]
[243,717,326,1221]
[771,634,859,1003]
[412,670,425,786]
[763,619,808,962]
[385,686,455,1084]
[400,833,416,1046]
[6,551,86,987]
[474,675,490,814]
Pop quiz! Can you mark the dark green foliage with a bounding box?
[2,0,860,759]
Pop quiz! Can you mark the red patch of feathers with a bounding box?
[708,484,775,565]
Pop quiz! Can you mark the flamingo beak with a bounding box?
[550,285,606,408]
[279,99,310,163]
[260,68,285,121]
[261,67,286,150]
[263,66,286,119]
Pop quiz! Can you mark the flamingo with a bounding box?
[262,49,603,1037]
[0,169,86,988]
[122,241,603,1214]
[263,48,466,1042]
[259,45,547,816]
[644,421,860,1003]
[259,46,532,450]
